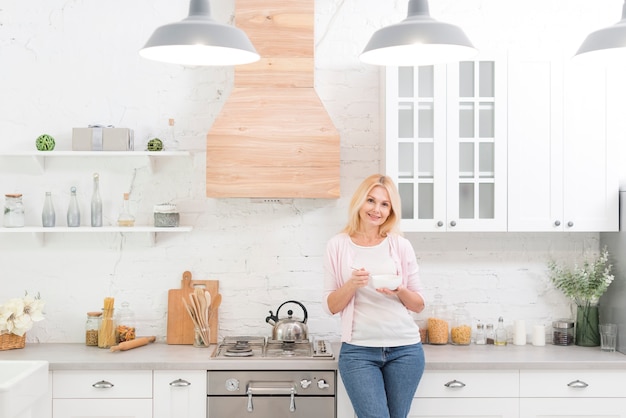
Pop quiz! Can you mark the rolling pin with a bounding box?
[110,336,156,352]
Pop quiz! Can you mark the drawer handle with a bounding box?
[92,380,114,389]
[567,379,589,388]
[170,378,191,387]
[444,379,466,388]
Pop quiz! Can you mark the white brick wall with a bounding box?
[0,1,621,343]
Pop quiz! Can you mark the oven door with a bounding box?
[208,396,335,417]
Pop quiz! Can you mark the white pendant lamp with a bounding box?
[360,0,477,66]
[139,0,259,66]
[575,0,626,62]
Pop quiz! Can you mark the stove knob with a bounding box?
[300,379,312,389]
[317,379,330,389]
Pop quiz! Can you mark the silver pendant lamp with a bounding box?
[360,0,477,66]
[575,0,626,62]
[139,0,259,66]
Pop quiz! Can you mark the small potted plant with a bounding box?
[547,248,614,346]
[0,292,45,350]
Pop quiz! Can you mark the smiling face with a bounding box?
[359,185,392,231]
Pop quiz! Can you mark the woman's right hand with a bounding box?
[350,268,370,289]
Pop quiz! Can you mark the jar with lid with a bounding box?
[485,323,495,344]
[475,323,486,345]
[451,304,472,345]
[427,294,449,345]
[85,312,102,346]
[495,316,508,346]
[4,193,25,227]
[552,319,575,346]
[115,301,136,344]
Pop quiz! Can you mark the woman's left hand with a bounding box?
[375,284,403,296]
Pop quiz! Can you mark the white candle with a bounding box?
[514,320,527,345]
[532,325,546,346]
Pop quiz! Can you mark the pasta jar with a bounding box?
[85,311,102,346]
[427,294,449,345]
[451,305,472,345]
[3,193,25,227]
[115,301,136,344]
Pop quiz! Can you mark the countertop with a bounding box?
[1,342,625,371]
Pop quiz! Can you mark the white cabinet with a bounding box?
[51,370,152,418]
[508,54,618,232]
[153,370,206,418]
[409,370,518,417]
[385,52,507,232]
[519,370,626,417]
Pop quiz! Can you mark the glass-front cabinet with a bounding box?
[385,54,507,232]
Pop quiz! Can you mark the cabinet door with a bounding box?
[53,398,152,418]
[385,64,448,232]
[520,398,626,417]
[153,370,207,418]
[409,398,518,417]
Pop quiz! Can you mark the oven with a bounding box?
[208,336,336,417]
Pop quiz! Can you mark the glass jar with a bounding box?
[552,319,575,346]
[98,308,116,349]
[85,311,102,346]
[485,323,495,344]
[451,305,472,345]
[115,301,136,344]
[4,193,25,227]
[427,294,449,345]
[475,323,486,345]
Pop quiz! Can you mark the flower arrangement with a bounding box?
[547,248,614,306]
[0,292,45,337]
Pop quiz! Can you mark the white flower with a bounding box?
[0,293,45,337]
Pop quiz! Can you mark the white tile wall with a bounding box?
[0,1,622,343]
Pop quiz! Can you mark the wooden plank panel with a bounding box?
[235,58,313,88]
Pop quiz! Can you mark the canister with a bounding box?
[3,193,25,227]
[153,203,179,227]
[552,319,575,346]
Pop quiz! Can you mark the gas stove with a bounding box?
[212,336,334,359]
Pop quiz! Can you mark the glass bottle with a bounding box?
[495,316,508,346]
[91,173,102,227]
[166,118,179,150]
[475,323,486,345]
[427,294,449,345]
[67,186,80,227]
[42,191,56,227]
[117,193,135,227]
[485,323,495,345]
[85,311,102,346]
[451,304,472,345]
[3,193,25,227]
[115,301,136,344]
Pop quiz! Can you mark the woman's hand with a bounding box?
[349,268,370,289]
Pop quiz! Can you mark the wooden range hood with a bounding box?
[206,0,340,198]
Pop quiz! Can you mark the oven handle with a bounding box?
[246,382,297,413]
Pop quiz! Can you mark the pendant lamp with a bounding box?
[360,0,477,66]
[575,0,626,62]
[139,0,259,66]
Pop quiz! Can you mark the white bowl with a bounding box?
[370,274,401,290]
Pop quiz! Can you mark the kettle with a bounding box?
[265,300,309,342]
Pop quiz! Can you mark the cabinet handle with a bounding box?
[554,220,561,226]
[437,221,444,227]
[567,379,589,388]
[449,221,457,227]
[92,380,114,389]
[567,221,574,227]
[444,379,466,388]
[169,378,191,387]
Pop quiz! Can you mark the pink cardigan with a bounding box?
[322,233,423,342]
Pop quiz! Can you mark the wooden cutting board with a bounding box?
[167,271,219,345]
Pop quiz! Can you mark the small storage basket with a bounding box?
[0,332,26,350]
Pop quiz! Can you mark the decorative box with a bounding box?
[72,126,134,151]
[154,203,179,227]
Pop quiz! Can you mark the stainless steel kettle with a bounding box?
[265,300,309,342]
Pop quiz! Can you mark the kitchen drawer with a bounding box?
[52,370,152,399]
[414,370,519,398]
[520,370,626,398]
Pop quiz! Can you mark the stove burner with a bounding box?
[225,341,253,356]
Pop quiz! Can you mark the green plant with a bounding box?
[547,247,614,306]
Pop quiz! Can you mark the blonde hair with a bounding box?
[342,174,402,237]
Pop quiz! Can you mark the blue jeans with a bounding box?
[338,342,425,418]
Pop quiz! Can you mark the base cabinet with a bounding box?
[153,370,206,418]
[409,398,518,418]
[520,398,626,418]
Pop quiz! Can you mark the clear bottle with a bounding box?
[117,193,135,227]
[495,316,508,346]
[3,193,25,227]
[42,191,56,227]
[475,323,486,345]
[91,173,102,227]
[85,311,102,346]
[115,301,136,344]
[166,118,179,150]
[67,186,80,227]
[427,294,449,345]
[485,323,495,345]
[451,304,472,345]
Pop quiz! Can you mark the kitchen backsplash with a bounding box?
[0,0,621,343]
